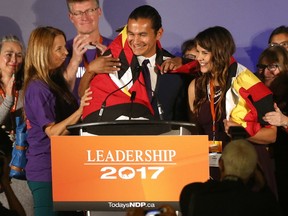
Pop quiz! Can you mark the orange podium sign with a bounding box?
[51,135,209,211]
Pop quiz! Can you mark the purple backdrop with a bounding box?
[0,0,287,71]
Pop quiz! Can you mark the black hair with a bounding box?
[128,5,162,34]
[268,25,288,44]
[181,39,196,55]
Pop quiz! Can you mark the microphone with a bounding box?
[129,91,137,120]
[97,67,140,121]
[156,96,164,120]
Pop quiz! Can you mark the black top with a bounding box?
[180,179,282,216]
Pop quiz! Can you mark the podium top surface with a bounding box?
[67,120,197,135]
[68,120,195,129]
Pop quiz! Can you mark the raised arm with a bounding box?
[64,35,90,91]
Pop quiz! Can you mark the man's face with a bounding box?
[269,33,288,51]
[68,0,101,35]
[127,18,163,58]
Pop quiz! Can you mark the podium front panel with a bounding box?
[51,135,209,211]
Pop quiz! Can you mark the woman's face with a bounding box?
[49,35,68,70]
[0,41,23,76]
[196,44,213,73]
[257,62,281,87]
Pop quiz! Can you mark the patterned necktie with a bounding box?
[142,59,152,101]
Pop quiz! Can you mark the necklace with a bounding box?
[207,82,222,104]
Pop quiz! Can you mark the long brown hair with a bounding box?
[193,26,236,120]
[23,26,76,105]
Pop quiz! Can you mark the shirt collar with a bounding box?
[137,54,157,67]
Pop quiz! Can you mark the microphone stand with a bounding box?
[137,71,164,120]
[129,91,137,120]
[98,67,140,121]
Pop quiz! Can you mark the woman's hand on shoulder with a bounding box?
[78,87,92,114]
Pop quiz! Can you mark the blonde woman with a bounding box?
[23,26,91,216]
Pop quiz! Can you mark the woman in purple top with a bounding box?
[23,26,91,216]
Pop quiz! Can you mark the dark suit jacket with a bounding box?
[149,47,190,121]
[180,179,282,216]
[151,71,189,121]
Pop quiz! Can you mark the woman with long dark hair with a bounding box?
[188,26,277,196]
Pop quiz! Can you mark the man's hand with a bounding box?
[78,55,121,97]
[86,54,121,74]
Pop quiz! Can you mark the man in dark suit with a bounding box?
[79,5,190,122]
[179,139,281,216]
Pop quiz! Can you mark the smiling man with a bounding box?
[81,5,190,123]
[64,0,113,98]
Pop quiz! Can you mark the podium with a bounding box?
[67,120,199,136]
[51,120,209,215]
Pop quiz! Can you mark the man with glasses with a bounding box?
[268,25,288,51]
[65,0,117,99]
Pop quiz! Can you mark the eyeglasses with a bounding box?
[70,7,99,18]
[256,64,279,72]
[269,41,288,49]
